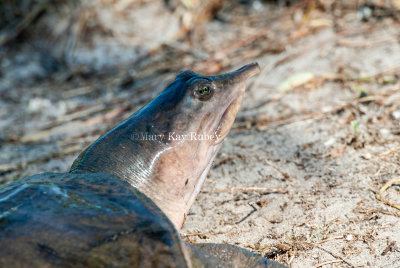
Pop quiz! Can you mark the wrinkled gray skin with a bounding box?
[0,64,287,267]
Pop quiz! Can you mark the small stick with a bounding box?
[357,207,400,218]
[381,241,396,256]
[377,178,400,210]
[315,259,343,267]
[218,187,287,194]
[235,203,257,224]
[378,209,400,218]
[314,245,355,268]
[181,232,207,238]
[265,160,292,180]
[313,235,344,244]
[287,255,295,266]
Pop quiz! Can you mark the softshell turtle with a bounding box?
[0,63,287,267]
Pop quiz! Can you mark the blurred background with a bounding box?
[1,0,400,267]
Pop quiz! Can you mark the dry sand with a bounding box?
[1,1,399,267]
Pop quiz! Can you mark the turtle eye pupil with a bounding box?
[198,86,210,95]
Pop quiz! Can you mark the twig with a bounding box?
[265,160,292,180]
[378,209,400,218]
[288,255,295,266]
[381,241,396,256]
[181,232,207,238]
[61,86,94,98]
[337,35,397,48]
[235,203,257,224]
[315,259,343,267]
[313,236,344,244]
[377,178,400,210]
[213,155,239,168]
[218,187,287,194]
[57,104,106,123]
[314,245,355,267]
[357,207,400,218]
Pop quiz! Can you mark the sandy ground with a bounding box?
[1,1,400,267]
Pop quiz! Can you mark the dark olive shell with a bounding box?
[0,172,188,267]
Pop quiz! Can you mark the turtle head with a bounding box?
[71,63,260,229]
[141,63,260,144]
[169,62,261,144]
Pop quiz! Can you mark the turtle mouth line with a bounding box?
[214,100,238,144]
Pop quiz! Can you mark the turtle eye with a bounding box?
[194,84,214,100]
